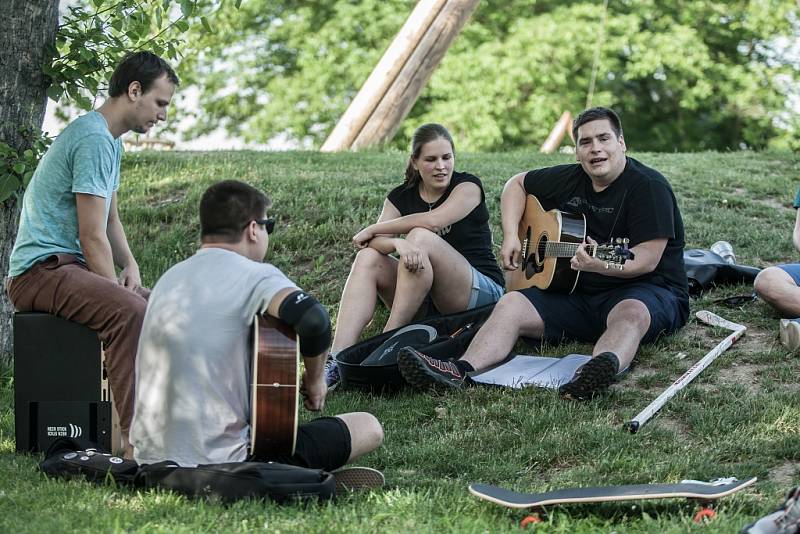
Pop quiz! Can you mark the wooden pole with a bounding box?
[320,0,448,152]
[350,0,479,151]
[539,111,573,153]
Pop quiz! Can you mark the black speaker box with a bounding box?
[13,312,119,453]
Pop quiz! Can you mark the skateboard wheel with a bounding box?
[520,514,541,527]
[693,508,716,523]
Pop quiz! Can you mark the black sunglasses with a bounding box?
[253,218,275,234]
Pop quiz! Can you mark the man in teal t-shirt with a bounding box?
[754,187,800,351]
[5,51,179,457]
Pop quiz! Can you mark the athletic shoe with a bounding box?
[741,486,799,533]
[397,347,466,390]
[779,319,800,352]
[324,355,341,390]
[332,466,385,494]
[558,351,620,400]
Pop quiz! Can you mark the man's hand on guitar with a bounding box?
[570,236,602,272]
[300,372,327,411]
[500,236,521,271]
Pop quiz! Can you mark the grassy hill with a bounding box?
[1,150,799,533]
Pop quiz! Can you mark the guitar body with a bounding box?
[251,314,299,458]
[507,195,587,293]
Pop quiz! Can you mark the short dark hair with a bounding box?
[572,107,623,142]
[404,123,455,187]
[200,180,271,243]
[108,51,180,98]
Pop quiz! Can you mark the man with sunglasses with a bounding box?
[130,180,384,474]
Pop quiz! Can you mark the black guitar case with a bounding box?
[684,249,761,297]
[336,304,496,391]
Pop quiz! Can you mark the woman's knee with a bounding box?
[405,227,439,251]
[352,247,388,272]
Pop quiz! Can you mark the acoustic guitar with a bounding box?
[250,314,299,458]
[506,195,633,293]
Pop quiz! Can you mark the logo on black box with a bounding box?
[46,423,83,438]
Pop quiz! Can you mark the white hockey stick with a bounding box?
[626,310,746,433]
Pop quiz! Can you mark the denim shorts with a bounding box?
[778,263,800,285]
[467,267,504,309]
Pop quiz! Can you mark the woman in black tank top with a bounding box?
[328,124,503,361]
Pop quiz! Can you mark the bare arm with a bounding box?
[573,237,668,278]
[266,287,328,411]
[499,173,528,270]
[76,193,117,281]
[793,209,800,253]
[357,199,403,254]
[365,182,481,236]
[106,192,141,288]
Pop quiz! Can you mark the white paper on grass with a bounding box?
[470,354,592,389]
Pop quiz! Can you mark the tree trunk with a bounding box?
[0,1,59,366]
[320,0,448,152]
[350,0,480,150]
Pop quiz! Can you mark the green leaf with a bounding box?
[179,0,193,18]
[23,150,33,159]
[92,0,104,7]
[23,170,35,188]
[200,16,212,33]
[12,163,26,175]
[234,0,242,8]
[175,19,190,32]
[0,173,21,202]
[46,84,64,102]
[75,93,93,111]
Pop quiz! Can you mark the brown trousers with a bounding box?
[6,254,149,437]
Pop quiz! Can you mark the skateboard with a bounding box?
[469,477,757,524]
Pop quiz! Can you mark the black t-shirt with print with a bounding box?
[523,157,688,298]
[386,171,504,287]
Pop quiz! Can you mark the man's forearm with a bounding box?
[107,220,136,269]
[303,352,326,382]
[500,177,527,238]
[80,235,117,280]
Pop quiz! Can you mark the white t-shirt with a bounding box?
[130,247,298,466]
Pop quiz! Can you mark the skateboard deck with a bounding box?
[469,477,757,509]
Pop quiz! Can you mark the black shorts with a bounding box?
[252,416,351,471]
[519,282,689,344]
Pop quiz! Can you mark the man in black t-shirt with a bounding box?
[398,107,689,399]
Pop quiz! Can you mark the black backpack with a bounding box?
[39,438,335,503]
[683,249,761,297]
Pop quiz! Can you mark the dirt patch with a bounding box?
[150,193,187,208]
[652,416,691,439]
[716,363,764,394]
[735,328,779,354]
[755,198,788,211]
[768,462,799,486]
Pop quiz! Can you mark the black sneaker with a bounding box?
[398,347,466,390]
[558,352,620,400]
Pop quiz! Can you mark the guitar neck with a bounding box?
[544,241,594,258]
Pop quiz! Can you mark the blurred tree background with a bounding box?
[170,0,799,152]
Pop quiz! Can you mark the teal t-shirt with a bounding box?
[9,111,122,276]
[793,187,800,209]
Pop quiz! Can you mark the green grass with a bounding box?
[2,150,799,533]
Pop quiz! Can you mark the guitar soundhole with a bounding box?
[525,234,546,278]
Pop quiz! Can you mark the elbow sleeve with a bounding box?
[277,290,331,356]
